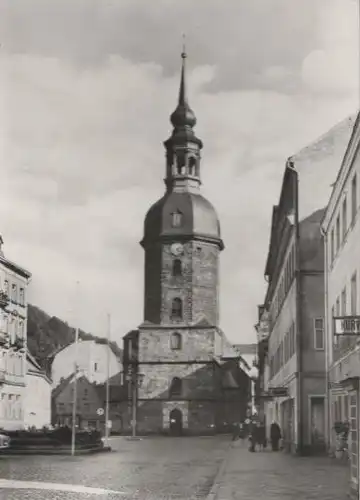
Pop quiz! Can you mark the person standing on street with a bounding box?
[270,421,281,451]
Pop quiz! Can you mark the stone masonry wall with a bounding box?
[138,327,215,363]
[144,240,219,326]
[144,244,162,324]
[138,360,218,402]
[191,242,219,326]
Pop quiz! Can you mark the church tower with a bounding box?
[135,49,224,435]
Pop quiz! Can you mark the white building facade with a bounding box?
[322,113,360,499]
[24,353,52,429]
[51,340,122,388]
[0,237,31,431]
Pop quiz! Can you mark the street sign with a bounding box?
[96,408,104,416]
[269,387,288,398]
[334,316,360,336]
[106,420,112,429]
[260,387,289,399]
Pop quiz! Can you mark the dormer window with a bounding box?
[171,211,183,228]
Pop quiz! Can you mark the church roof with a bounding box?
[141,191,223,248]
[222,370,240,389]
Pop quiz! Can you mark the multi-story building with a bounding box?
[52,371,125,434]
[0,236,31,430]
[321,112,360,498]
[261,116,355,454]
[51,339,122,388]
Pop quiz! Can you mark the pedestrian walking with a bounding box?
[270,421,281,451]
[248,420,258,452]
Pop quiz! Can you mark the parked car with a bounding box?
[0,433,10,449]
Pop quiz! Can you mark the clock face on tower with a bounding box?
[170,243,184,256]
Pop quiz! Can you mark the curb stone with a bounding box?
[206,441,234,500]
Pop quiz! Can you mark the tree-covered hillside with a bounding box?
[27,304,122,374]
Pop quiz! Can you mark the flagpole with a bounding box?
[71,326,79,456]
[71,280,80,457]
[104,313,111,447]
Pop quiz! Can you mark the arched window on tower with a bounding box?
[188,156,197,176]
[172,259,182,277]
[170,332,182,350]
[176,152,185,175]
[169,377,182,397]
[171,298,183,320]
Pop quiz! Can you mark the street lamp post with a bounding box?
[126,365,144,441]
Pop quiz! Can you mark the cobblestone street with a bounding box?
[213,440,350,500]
[0,436,352,499]
[0,436,230,499]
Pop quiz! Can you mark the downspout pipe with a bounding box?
[320,224,331,452]
[291,160,303,454]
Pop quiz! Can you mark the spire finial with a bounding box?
[181,34,187,59]
[178,35,187,106]
[169,37,197,129]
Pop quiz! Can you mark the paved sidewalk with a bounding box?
[210,439,350,500]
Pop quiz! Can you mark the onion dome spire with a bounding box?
[170,38,197,129]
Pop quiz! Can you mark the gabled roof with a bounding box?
[52,372,76,399]
[222,370,240,389]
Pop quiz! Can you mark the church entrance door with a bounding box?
[169,408,183,436]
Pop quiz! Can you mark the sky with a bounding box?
[0,0,359,345]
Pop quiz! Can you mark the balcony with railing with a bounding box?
[0,330,9,347]
[12,336,25,351]
[0,291,9,309]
